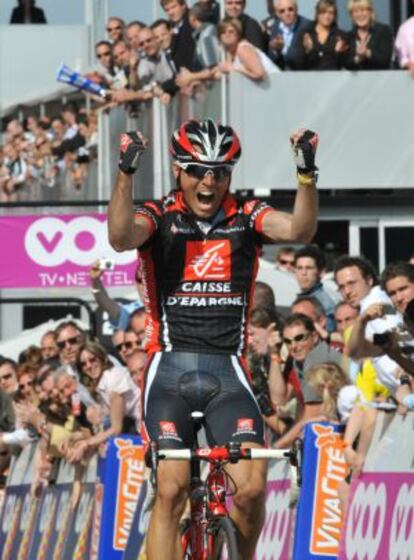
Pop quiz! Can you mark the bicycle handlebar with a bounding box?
[157,447,291,461]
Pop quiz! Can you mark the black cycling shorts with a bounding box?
[143,352,264,449]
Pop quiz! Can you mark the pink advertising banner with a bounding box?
[0,214,138,289]
[339,472,414,560]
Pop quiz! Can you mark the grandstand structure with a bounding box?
[0,0,414,341]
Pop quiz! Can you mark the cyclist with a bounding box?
[108,119,319,560]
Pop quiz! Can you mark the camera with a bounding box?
[373,332,392,347]
[98,258,115,271]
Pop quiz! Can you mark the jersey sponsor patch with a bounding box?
[238,418,254,431]
[184,240,231,281]
[233,418,256,437]
[159,421,182,442]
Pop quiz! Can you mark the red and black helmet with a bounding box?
[170,119,241,167]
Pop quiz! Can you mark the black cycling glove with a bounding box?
[119,131,147,175]
[291,129,319,174]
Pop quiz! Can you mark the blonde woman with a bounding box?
[344,0,393,70]
[307,361,350,421]
[216,17,279,81]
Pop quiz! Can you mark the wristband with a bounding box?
[297,170,318,186]
[91,288,101,294]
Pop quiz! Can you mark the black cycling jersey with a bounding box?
[135,190,273,355]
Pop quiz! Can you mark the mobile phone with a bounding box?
[381,303,396,315]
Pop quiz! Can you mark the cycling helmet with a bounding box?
[170,119,241,167]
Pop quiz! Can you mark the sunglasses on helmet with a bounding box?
[178,163,233,181]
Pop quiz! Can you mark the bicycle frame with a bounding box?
[150,413,299,560]
[183,454,229,559]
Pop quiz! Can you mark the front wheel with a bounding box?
[208,517,239,560]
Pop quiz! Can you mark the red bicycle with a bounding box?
[149,412,301,559]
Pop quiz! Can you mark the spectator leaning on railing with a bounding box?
[136,26,175,87]
[68,341,141,463]
[159,0,196,96]
[126,20,147,53]
[216,17,279,82]
[174,2,221,93]
[106,16,126,43]
[271,313,344,449]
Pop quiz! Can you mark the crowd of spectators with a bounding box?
[0,104,98,200]
[2,0,414,199]
[1,0,414,523]
[245,248,414,509]
[87,0,414,115]
[1,242,413,516]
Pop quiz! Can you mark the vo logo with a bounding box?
[24,216,135,267]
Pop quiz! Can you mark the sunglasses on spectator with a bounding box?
[116,340,140,352]
[179,163,232,181]
[107,26,121,32]
[283,332,311,346]
[279,258,294,266]
[57,335,80,350]
[278,7,295,14]
[19,381,33,390]
[80,356,98,368]
[97,51,111,58]
[0,373,13,382]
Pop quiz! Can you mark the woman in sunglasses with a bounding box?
[109,118,320,558]
[67,341,140,463]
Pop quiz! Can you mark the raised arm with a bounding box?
[261,129,319,243]
[108,132,153,252]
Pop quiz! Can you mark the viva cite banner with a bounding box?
[0,214,137,289]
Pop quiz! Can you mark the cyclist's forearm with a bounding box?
[290,182,318,243]
[108,171,148,251]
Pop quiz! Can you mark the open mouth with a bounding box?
[197,192,215,204]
